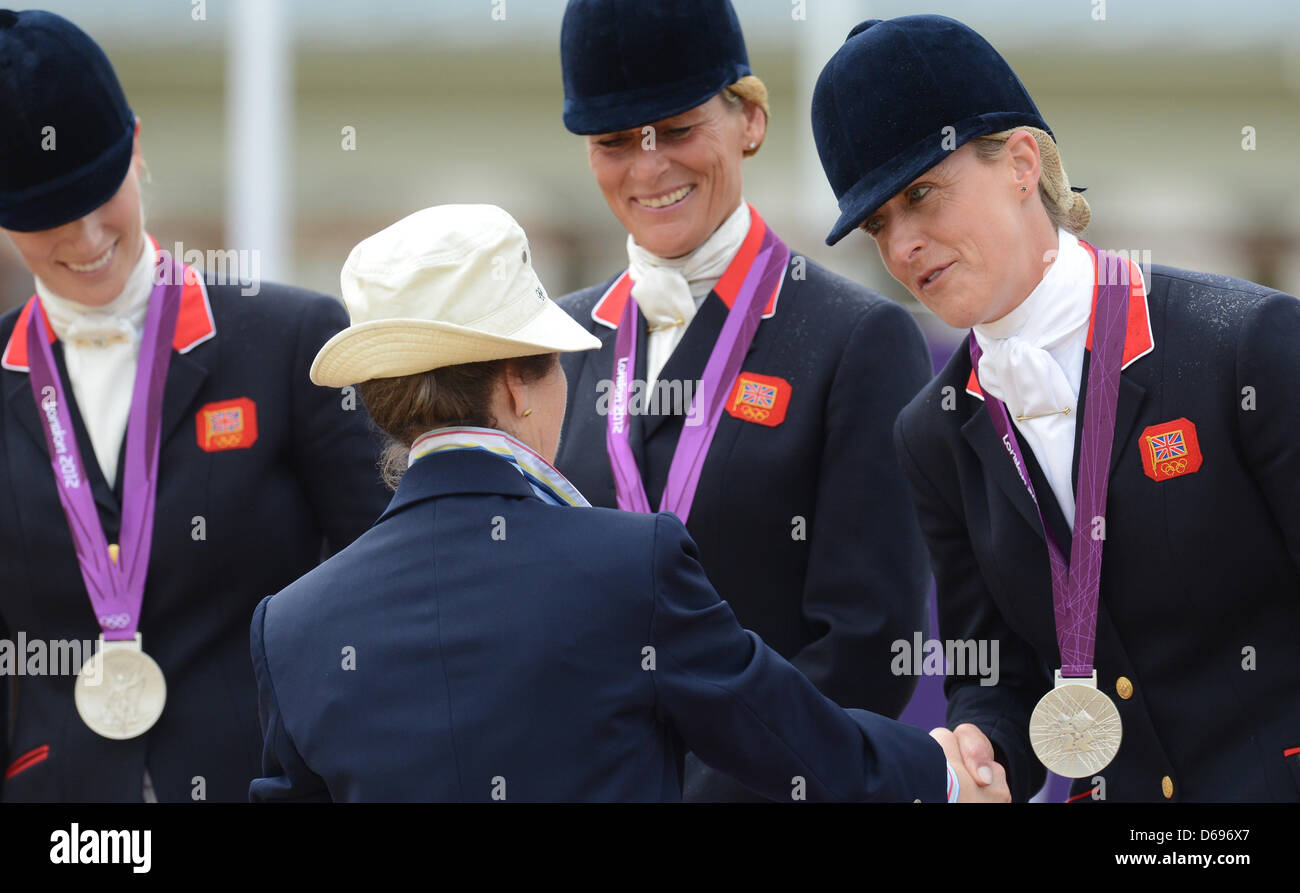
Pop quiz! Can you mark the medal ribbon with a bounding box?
[968,249,1130,678]
[605,226,788,524]
[26,252,183,641]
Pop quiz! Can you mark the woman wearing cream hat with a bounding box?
[248,203,1005,803]
[813,15,1300,802]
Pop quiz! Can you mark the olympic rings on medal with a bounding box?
[98,612,132,630]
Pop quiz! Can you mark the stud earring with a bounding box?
[522,409,533,417]
[748,142,757,149]
[1020,185,1028,192]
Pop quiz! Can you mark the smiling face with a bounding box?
[859,133,1058,329]
[585,95,765,259]
[1,127,147,308]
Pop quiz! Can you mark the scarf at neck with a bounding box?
[31,237,157,488]
[408,426,590,507]
[625,200,750,336]
[972,228,1093,525]
[36,237,156,347]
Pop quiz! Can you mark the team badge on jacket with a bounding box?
[725,372,791,427]
[195,398,259,452]
[1139,417,1202,482]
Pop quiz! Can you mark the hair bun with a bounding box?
[1066,191,1092,233]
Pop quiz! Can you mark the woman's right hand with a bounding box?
[930,725,1011,802]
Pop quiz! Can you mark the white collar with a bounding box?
[35,238,157,342]
[625,199,750,325]
[973,228,1092,352]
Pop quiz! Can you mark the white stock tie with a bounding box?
[625,201,751,384]
[973,229,1095,528]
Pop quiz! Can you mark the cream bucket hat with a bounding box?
[311,204,601,387]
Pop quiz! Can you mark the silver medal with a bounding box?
[1029,670,1122,778]
[74,634,166,740]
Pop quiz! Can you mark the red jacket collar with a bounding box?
[2,235,216,373]
[590,204,784,329]
[964,240,1153,400]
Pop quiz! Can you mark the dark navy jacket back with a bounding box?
[250,448,948,802]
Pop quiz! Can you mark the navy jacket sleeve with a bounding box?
[649,512,948,802]
[682,297,935,801]
[894,409,1048,802]
[249,595,330,802]
[787,299,933,711]
[1236,292,1300,576]
[289,297,389,554]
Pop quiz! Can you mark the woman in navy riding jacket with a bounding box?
[248,203,1002,803]
[0,9,388,801]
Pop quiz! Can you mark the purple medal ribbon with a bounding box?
[26,252,183,641]
[606,227,789,523]
[968,249,1130,678]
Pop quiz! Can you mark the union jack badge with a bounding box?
[725,371,791,427]
[1138,417,1202,482]
[195,397,259,452]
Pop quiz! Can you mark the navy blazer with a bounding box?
[554,214,933,799]
[0,273,390,801]
[249,447,949,802]
[894,259,1300,802]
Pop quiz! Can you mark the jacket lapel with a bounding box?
[1025,430,1072,557]
[629,310,649,468]
[1070,349,1148,489]
[8,346,211,485]
[642,293,729,441]
[967,362,1144,556]
[961,406,1045,542]
[7,372,48,463]
[1109,376,1146,479]
[159,349,211,448]
[573,311,648,475]
[5,345,122,532]
[964,250,1155,552]
[2,264,216,542]
[6,300,213,457]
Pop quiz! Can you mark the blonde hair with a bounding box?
[720,75,769,157]
[971,126,1091,235]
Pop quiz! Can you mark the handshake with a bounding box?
[930,724,1012,803]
